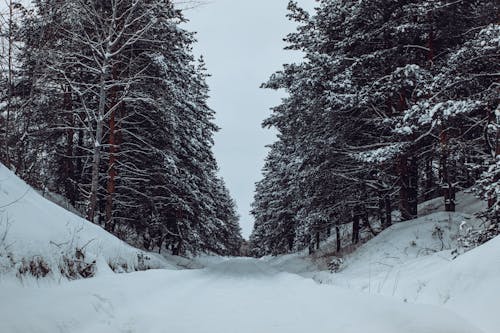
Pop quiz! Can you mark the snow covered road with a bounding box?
[0,258,483,333]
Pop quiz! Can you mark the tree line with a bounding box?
[250,0,499,256]
[0,0,243,256]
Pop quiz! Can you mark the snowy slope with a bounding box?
[309,194,499,333]
[0,164,174,280]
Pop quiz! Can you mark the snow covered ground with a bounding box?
[0,165,498,332]
[0,257,484,333]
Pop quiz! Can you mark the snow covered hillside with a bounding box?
[307,193,499,333]
[0,164,173,280]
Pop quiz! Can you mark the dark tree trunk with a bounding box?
[440,131,456,212]
[336,225,341,252]
[424,155,435,200]
[379,193,386,227]
[352,214,360,244]
[105,107,117,232]
[385,194,392,227]
[408,156,418,218]
[105,65,120,232]
[427,11,435,64]
[63,87,76,206]
[399,155,411,221]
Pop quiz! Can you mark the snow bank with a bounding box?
[310,197,499,333]
[0,164,174,280]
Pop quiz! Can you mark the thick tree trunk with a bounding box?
[336,225,341,252]
[424,155,435,200]
[352,213,360,244]
[308,232,314,255]
[385,194,392,227]
[399,154,418,220]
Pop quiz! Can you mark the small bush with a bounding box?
[17,257,51,278]
[60,248,96,279]
[328,257,345,273]
[137,252,152,271]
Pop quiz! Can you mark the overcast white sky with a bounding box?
[183,0,316,238]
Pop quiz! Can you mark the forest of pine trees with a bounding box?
[0,0,242,256]
[250,0,499,257]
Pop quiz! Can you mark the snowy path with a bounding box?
[0,258,482,333]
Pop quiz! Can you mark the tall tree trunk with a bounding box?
[308,232,314,255]
[352,210,360,244]
[378,192,386,227]
[408,156,418,218]
[427,11,435,65]
[440,131,455,212]
[424,154,435,200]
[105,66,119,232]
[385,193,392,227]
[398,155,412,221]
[336,224,341,252]
[87,61,108,223]
[105,108,117,232]
[315,229,320,250]
[63,87,76,206]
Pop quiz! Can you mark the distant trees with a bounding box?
[0,0,242,256]
[250,0,499,256]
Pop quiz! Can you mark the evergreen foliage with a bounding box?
[250,0,499,256]
[0,0,242,256]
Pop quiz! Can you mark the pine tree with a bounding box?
[251,0,499,256]
[5,0,242,256]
